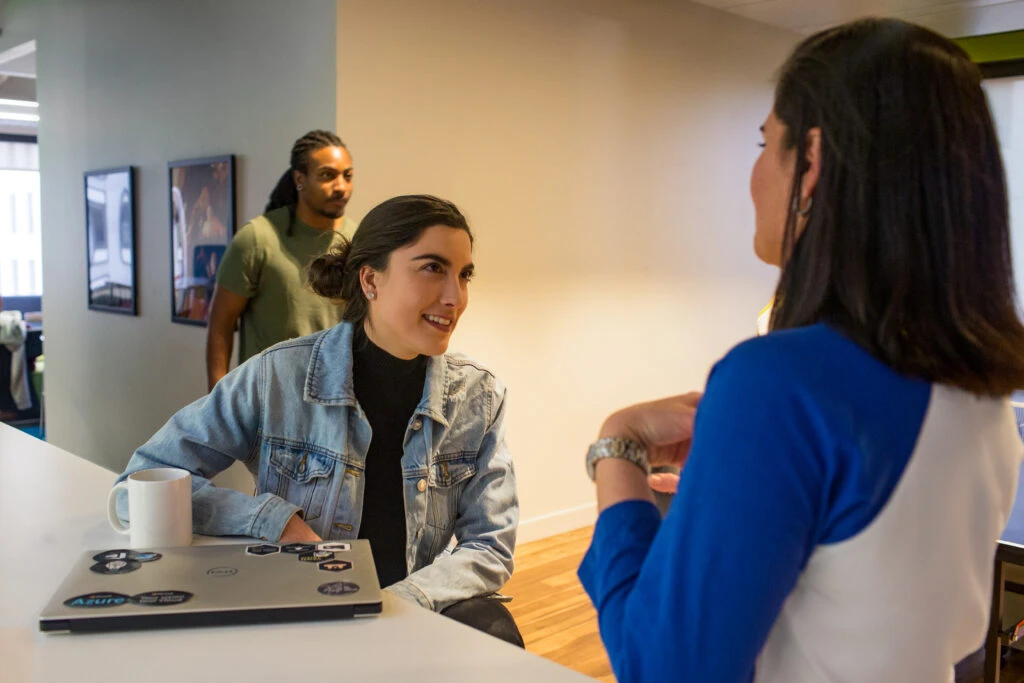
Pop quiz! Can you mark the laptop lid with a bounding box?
[39,540,382,633]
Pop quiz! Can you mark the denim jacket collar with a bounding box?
[303,321,450,427]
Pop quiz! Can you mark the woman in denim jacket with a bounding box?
[116,195,521,645]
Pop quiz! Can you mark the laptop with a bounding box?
[39,540,382,633]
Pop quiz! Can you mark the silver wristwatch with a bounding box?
[586,437,650,481]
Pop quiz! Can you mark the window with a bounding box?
[0,139,41,296]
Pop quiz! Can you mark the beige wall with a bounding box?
[28,0,337,472]
[338,0,798,540]
[4,0,800,542]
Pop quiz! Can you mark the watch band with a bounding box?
[586,437,650,481]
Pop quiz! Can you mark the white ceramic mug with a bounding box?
[106,468,193,548]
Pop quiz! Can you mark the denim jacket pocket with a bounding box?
[264,442,337,523]
[424,453,477,532]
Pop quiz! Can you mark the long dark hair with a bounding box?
[770,18,1024,396]
[265,129,346,236]
[308,195,473,326]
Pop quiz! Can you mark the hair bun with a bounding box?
[308,239,352,299]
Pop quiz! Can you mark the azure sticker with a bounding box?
[64,592,129,608]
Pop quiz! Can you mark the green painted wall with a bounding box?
[956,31,1024,63]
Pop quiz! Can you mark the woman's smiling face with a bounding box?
[362,225,474,359]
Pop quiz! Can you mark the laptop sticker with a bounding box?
[319,559,352,572]
[90,559,141,575]
[317,542,351,552]
[299,551,334,563]
[282,543,317,554]
[129,591,193,607]
[63,592,129,608]
[317,581,360,596]
[246,544,280,556]
[92,549,161,563]
[93,550,132,562]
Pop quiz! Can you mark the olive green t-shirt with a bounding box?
[216,206,358,364]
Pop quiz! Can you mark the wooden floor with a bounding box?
[502,525,613,682]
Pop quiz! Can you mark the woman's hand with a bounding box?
[592,393,700,510]
[599,392,701,470]
[279,513,322,543]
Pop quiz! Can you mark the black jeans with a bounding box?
[440,596,525,648]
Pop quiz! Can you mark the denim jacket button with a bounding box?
[416,479,427,492]
[411,419,423,431]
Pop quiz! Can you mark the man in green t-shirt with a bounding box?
[205,130,357,390]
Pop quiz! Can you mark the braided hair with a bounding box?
[265,130,347,236]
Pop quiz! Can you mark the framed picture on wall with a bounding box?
[85,166,137,315]
[168,154,235,326]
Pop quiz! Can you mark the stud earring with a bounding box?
[366,291,376,300]
[297,183,304,191]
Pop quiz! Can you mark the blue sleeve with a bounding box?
[578,345,831,683]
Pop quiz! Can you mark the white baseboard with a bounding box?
[517,503,597,544]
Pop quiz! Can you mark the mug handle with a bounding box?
[107,482,131,535]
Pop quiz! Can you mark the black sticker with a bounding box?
[317,581,360,596]
[317,542,351,552]
[89,559,141,575]
[206,566,238,577]
[91,549,161,563]
[92,549,134,562]
[64,592,130,608]
[281,543,316,554]
[129,590,193,607]
[319,559,352,572]
[246,544,280,556]
[299,551,334,563]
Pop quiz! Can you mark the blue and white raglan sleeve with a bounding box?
[578,343,831,683]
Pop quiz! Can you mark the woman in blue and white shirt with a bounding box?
[581,18,1024,682]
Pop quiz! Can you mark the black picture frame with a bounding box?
[168,154,236,326]
[84,166,137,315]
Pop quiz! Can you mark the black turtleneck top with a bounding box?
[351,325,428,588]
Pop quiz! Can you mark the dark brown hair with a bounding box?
[309,195,472,325]
[770,18,1024,396]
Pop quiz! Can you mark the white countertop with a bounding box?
[0,423,593,682]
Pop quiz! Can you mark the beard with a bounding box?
[317,204,345,219]
[316,195,346,219]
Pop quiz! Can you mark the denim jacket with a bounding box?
[116,322,518,612]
